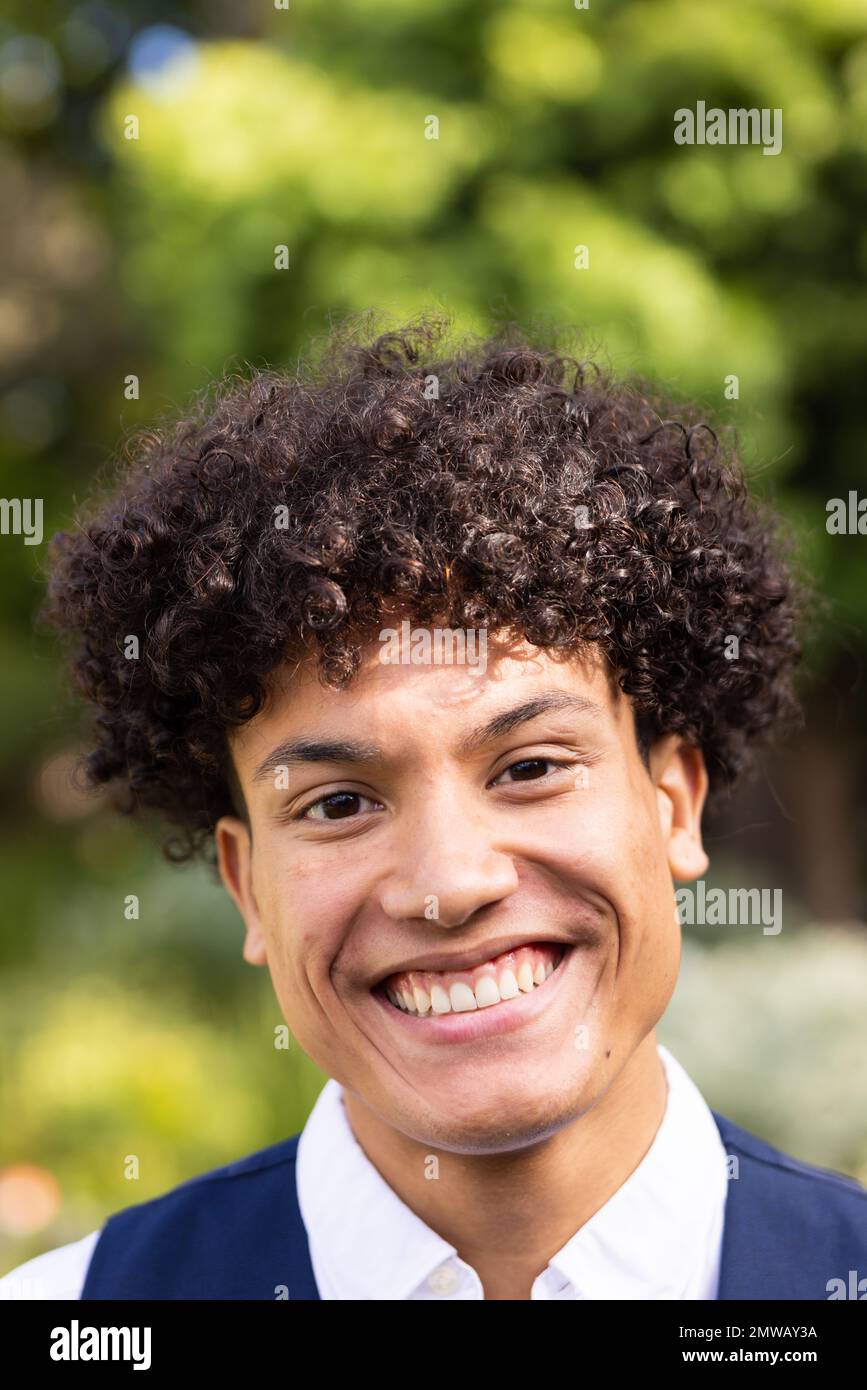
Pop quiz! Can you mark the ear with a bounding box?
[215,816,268,966]
[649,737,710,882]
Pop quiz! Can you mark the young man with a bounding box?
[4,317,866,1300]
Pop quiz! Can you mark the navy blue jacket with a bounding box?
[80,1110,867,1300]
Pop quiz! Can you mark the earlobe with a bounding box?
[652,739,710,883]
[241,925,268,967]
[215,815,268,968]
[668,823,710,882]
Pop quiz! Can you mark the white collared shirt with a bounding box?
[0,1043,728,1300]
[296,1043,728,1300]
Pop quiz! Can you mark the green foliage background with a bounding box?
[1,0,866,1271]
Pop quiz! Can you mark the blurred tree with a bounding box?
[2,0,865,912]
[1,0,867,1257]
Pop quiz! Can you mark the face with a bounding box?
[216,627,709,1155]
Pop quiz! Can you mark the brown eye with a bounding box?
[504,759,550,781]
[491,757,579,787]
[306,792,362,820]
[295,790,382,822]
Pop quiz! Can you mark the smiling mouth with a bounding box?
[374,941,570,1018]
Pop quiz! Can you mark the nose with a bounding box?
[377,785,519,927]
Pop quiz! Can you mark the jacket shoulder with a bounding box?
[712,1109,867,1207]
[80,1131,315,1298]
[712,1110,867,1298]
[104,1131,304,1224]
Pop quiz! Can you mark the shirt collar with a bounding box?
[295,1043,727,1300]
[296,1077,460,1299]
[543,1044,728,1299]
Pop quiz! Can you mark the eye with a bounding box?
[295,790,382,822]
[490,756,580,787]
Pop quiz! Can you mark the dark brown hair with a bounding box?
[38,312,805,867]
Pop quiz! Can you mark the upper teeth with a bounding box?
[384,945,561,1017]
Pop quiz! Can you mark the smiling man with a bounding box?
[5,315,866,1301]
[215,635,704,1302]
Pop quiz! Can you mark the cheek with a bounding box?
[620,821,682,1010]
[558,785,665,897]
[585,793,678,955]
[549,795,679,1041]
[252,845,330,978]
[253,849,348,992]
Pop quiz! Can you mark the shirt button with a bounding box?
[427,1264,460,1295]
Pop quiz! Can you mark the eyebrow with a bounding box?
[250,690,604,786]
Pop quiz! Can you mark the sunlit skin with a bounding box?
[216,624,710,1300]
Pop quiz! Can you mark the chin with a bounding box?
[393,1077,589,1156]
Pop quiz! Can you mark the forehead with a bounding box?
[229,629,631,778]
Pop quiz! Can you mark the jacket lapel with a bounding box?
[712,1109,822,1300]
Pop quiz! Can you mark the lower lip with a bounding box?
[371,945,576,1044]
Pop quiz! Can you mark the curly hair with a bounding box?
[38,311,805,867]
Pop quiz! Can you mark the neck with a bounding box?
[341,1032,669,1300]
